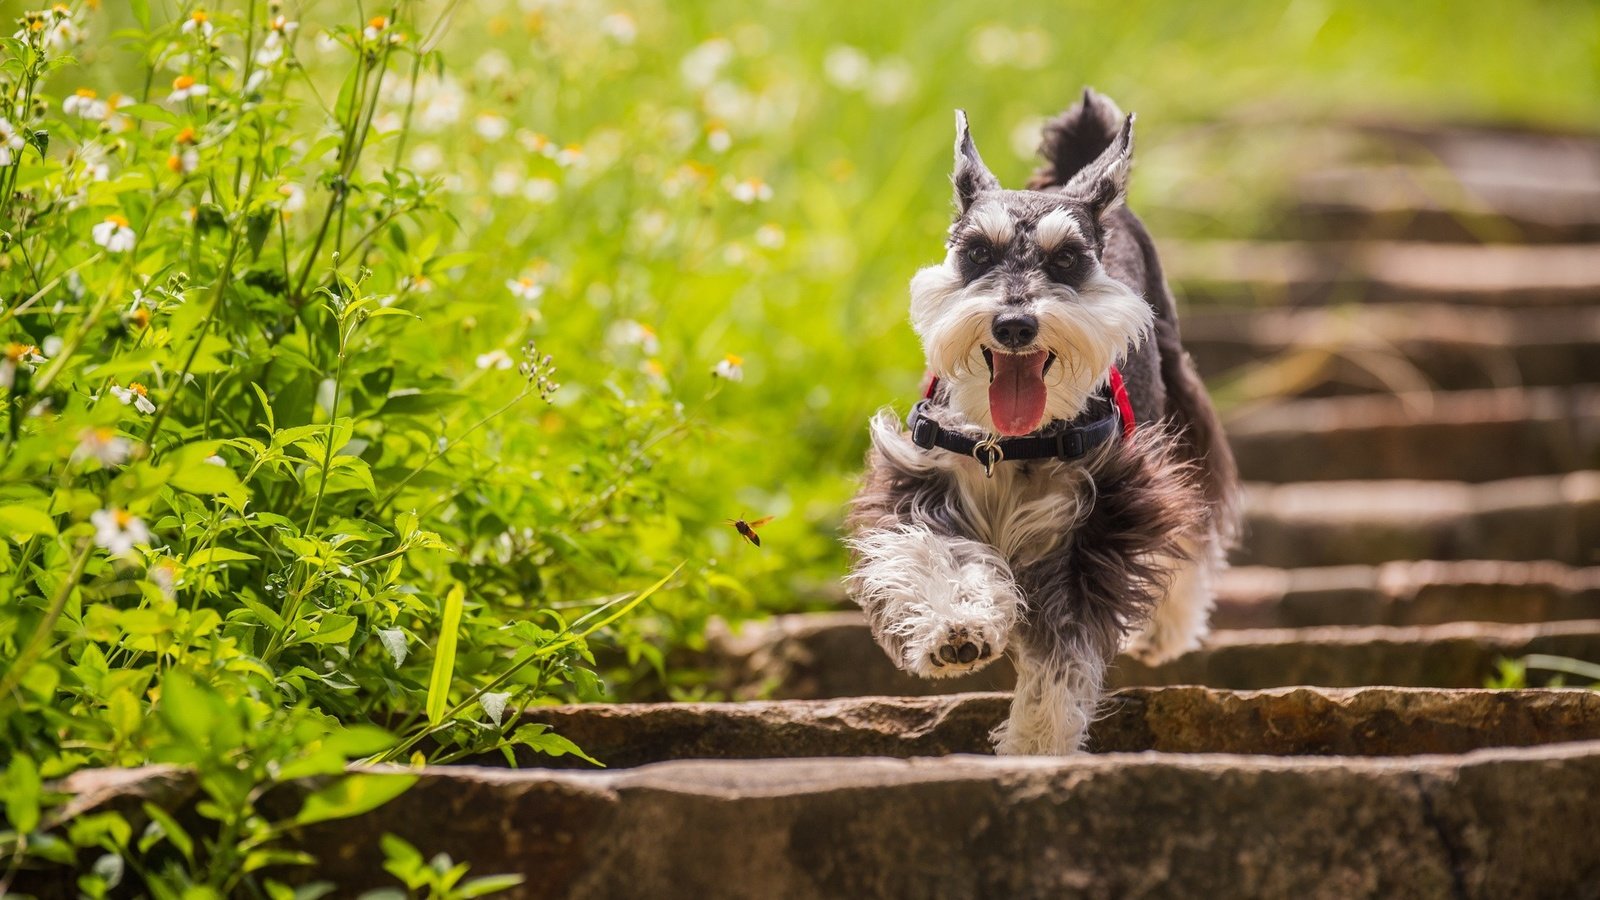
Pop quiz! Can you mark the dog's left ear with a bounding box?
[1065,113,1134,222]
[952,110,1001,214]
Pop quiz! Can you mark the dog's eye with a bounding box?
[965,245,993,267]
[1053,254,1075,271]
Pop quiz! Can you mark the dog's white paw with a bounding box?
[900,614,1007,679]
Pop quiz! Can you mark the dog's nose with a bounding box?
[990,314,1038,350]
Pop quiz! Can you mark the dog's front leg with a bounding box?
[992,645,1108,755]
[847,524,1021,679]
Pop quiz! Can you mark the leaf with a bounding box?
[185,547,259,567]
[130,0,150,27]
[294,774,416,826]
[240,596,286,631]
[377,628,408,666]
[0,503,56,537]
[479,692,510,727]
[139,802,194,865]
[170,463,248,504]
[458,875,527,898]
[305,613,357,645]
[509,725,602,767]
[425,585,465,725]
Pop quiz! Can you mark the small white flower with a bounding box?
[475,349,514,370]
[180,10,213,38]
[680,37,734,89]
[255,16,297,64]
[755,223,786,249]
[0,118,25,166]
[712,353,744,381]
[204,454,227,466]
[609,320,660,355]
[600,12,637,45]
[167,74,210,104]
[362,15,389,43]
[167,147,200,174]
[278,182,306,214]
[641,358,668,389]
[148,559,180,598]
[74,426,132,465]
[245,69,270,94]
[554,144,585,168]
[728,177,772,204]
[409,143,443,172]
[706,125,731,154]
[92,215,135,253]
[110,381,156,414]
[91,508,152,557]
[823,45,871,91]
[400,274,434,294]
[1,343,45,390]
[63,88,107,119]
[489,165,522,197]
[522,178,559,204]
[101,94,134,133]
[474,113,509,142]
[505,276,545,303]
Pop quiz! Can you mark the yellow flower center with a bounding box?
[368,16,388,29]
[113,509,133,527]
[106,214,130,228]
[5,343,29,362]
[173,75,196,90]
[191,10,208,22]
[176,127,197,144]
[128,382,148,397]
[130,308,151,328]
[724,354,743,367]
[75,87,97,98]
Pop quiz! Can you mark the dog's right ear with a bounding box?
[952,110,1001,215]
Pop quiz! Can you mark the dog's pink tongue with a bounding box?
[988,350,1049,436]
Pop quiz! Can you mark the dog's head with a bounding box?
[909,108,1152,436]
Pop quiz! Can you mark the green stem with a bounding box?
[0,540,92,705]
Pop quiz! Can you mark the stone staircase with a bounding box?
[50,124,1600,898]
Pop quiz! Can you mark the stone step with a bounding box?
[47,744,1600,899]
[1183,303,1600,393]
[1215,561,1600,629]
[1291,166,1600,244]
[498,688,1600,768]
[1226,386,1600,483]
[703,614,1600,699]
[1239,472,1600,567]
[1164,240,1600,308]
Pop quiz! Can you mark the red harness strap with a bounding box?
[1107,365,1137,441]
[920,367,1137,440]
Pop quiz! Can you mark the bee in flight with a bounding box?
[726,515,774,548]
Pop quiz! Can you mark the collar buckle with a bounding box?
[973,435,1004,477]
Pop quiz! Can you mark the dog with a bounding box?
[845,89,1239,755]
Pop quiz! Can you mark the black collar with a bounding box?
[907,399,1120,477]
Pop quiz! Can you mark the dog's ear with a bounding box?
[1064,112,1134,221]
[952,110,1000,214]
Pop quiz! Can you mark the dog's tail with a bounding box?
[1027,88,1127,191]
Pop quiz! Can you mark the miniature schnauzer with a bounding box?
[846,89,1239,755]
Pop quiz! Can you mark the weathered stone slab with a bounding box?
[1112,619,1600,690]
[1226,386,1600,483]
[1239,471,1600,567]
[494,688,1600,768]
[1215,561,1600,628]
[704,613,1600,699]
[1165,239,1600,308]
[39,745,1600,899]
[1184,303,1600,392]
[1292,166,1600,244]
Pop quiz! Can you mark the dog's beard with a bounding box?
[910,258,1152,435]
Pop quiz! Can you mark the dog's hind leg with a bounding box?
[992,644,1107,755]
[847,524,1022,679]
[1124,532,1221,664]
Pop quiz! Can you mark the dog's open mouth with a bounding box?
[982,347,1054,436]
